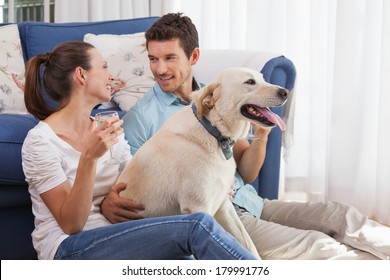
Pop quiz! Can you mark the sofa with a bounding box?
[0,17,296,260]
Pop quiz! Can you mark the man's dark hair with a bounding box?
[145,12,199,59]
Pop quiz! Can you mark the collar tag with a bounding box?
[220,139,234,160]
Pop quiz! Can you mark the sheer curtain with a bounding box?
[54,0,390,225]
[54,0,150,22]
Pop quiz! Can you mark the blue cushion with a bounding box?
[0,114,38,185]
[18,17,159,62]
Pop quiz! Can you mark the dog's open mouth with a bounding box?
[241,104,286,131]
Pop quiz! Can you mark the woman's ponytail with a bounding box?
[24,52,54,120]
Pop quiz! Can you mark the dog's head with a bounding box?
[191,67,288,139]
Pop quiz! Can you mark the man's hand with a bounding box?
[100,182,145,224]
[251,123,272,140]
[228,183,234,201]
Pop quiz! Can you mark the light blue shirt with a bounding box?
[233,172,264,218]
[122,83,190,155]
[122,82,264,218]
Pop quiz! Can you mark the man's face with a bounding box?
[147,38,196,96]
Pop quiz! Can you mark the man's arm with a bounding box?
[233,125,272,184]
[100,107,150,224]
[100,182,145,223]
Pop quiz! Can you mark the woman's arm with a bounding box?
[41,117,123,234]
[40,154,97,234]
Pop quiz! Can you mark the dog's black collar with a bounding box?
[191,103,235,160]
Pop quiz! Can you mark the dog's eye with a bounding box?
[244,79,256,85]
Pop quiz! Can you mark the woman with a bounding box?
[21,41,256,260]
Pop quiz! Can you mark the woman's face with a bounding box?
[84,48,113,103]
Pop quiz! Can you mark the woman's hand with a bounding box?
[86,115,124,159]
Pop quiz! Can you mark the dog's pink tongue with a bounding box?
[259,108,286,131]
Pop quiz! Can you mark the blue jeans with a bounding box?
[54,212,256,260]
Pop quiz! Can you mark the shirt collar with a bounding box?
[153,78,202,106]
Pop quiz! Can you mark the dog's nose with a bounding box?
[278,88,288,100]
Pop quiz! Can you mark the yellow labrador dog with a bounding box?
[117,67,288,259]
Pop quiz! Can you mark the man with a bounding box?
[102,12,390,260]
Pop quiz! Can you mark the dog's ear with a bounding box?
[193,83,220,118]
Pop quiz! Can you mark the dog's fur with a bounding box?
[117,67,288,259]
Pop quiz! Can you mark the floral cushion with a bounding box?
[84,32,154,111]
[0,24,27,114]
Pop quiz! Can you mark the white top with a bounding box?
[22,121,132,260]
